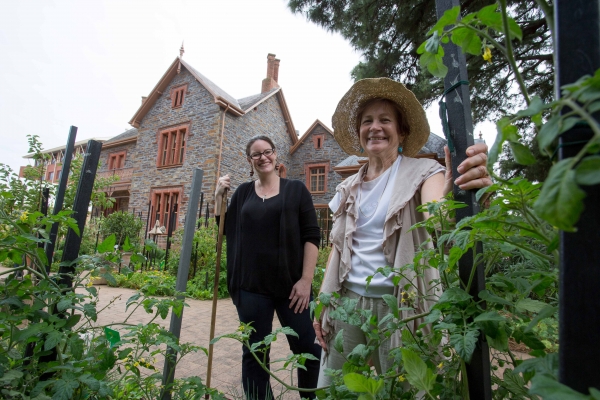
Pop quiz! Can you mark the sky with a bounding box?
[0,0,495,174]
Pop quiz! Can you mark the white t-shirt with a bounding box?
[329,156,445,297]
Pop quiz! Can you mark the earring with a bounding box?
[359,147,364,154]
[249,168,254,177]
[398,146,403,153]
[275,161,280,171]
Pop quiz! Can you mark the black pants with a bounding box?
[236,290,321,400]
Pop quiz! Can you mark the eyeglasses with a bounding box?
[249,148,275,160]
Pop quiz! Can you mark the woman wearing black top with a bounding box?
[215,135,322,400]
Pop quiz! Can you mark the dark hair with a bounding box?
[355,98,410,138]
[245,135,276,157]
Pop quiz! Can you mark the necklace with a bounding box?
[358,165,393,219]
[257,178,278,202]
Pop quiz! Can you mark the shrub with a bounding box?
[99,211,144,247]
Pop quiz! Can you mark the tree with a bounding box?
[288,0,553,178]
[288,0,552,125]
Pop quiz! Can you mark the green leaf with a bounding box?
[526,305,557,332]
[515,298,547,313]
[529,374,590,400]
[436,287,472,306]
[52,378,80,400]
[334,329,344,355]
[450,329,479,362]
[425,31,441,54]
[44,330,63,351]
[450,27,482,55]
[489,117,518,166]
[382,294,399,319]
[343,373,384,395]
[123,236,131,252]
[57,299,72,312]
[575,155,600,185]
[537,114,562,155]
[516,96,549,117]
[83,302,98,322]
[401,348,436,392]
[507,17,523,41]
[477,4,502,30]
[428,6,460,35]
[98,234,116,253]
[486,325,509,351]
[474,311,506,323]
[78,373,100,391]
[535,159,586,231]
[427,53,448,78]
[0,370,24,384]
[509,142,537,165]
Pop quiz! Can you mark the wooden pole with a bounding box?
[205,189,228,393]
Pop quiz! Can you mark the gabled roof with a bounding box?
[289,119,333,154]
[128,57,298,144]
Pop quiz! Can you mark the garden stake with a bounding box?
[44,125,77,273]
[434,0,491,397]
[160,169,204,400]
[555,0,600,392]
[206,188,228,396]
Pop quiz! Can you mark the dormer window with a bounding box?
[170,84,188,108]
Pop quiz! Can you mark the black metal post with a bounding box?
[161,169,204,400]
[44,126,77,273]
[434,0,491,398]
[57,140,102,289]
[555,0,600,393]
[198,192,204,229]
[144,202,151,240]
[204,202,209,228]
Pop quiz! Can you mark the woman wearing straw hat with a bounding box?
[215,135,322,400]
[313,78,491,385]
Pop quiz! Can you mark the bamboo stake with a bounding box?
[206,189,228,393]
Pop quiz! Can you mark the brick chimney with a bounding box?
[261,53,280,93]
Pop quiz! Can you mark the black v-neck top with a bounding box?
[239,189,282,294]
[219,179,320,304]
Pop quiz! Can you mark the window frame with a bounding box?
[313,134,325,149]
[304,162,329,194]
[170,84,188,108]
[149,186,183,231]
[108,151,126,170]
[156,124,189,168]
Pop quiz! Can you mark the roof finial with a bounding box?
[177,42,185,74]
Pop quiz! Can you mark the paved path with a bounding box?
[90,284,300,399]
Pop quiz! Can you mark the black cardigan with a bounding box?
[221,178,320,305]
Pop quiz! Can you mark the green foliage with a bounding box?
[0,172,223,399]
[313,245,331,298]
[99,211,144,247]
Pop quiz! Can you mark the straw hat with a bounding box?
[332,78,430,157]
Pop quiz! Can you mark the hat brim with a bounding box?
[332,78,430,157]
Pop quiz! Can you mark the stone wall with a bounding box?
[287,124,348,205]
[217,94,294,199]
[128,67,221,228]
